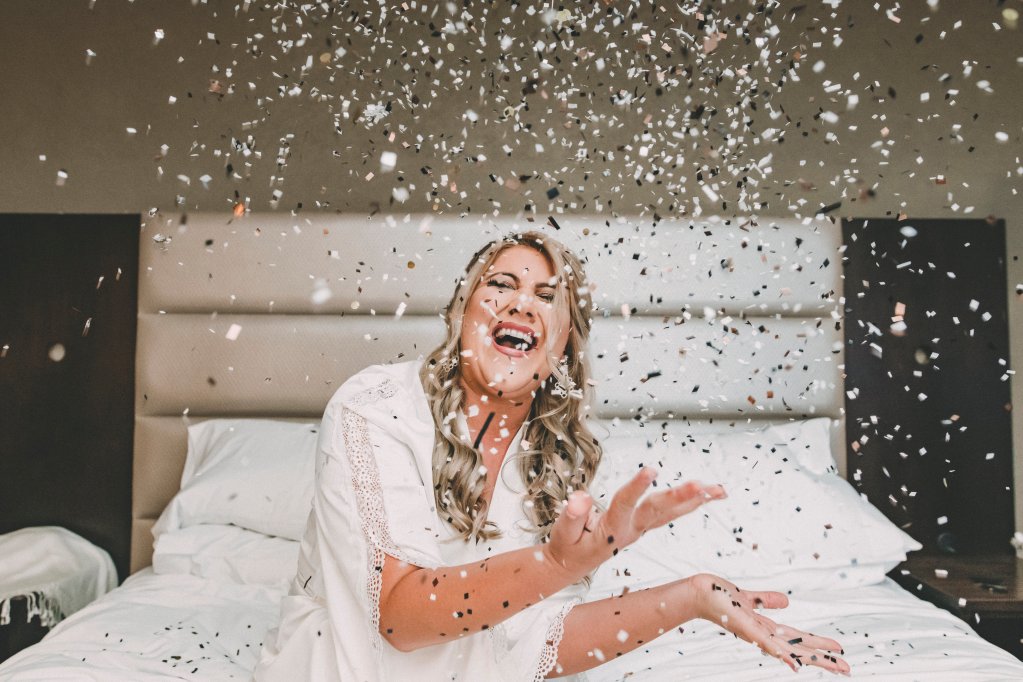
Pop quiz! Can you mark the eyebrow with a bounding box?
[489,272,555,289]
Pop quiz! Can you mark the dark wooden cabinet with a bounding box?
[891,553,1023,660]
[0,596,50,663]
[0,214,139,579]
[842,218,1014,554]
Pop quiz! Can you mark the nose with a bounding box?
[508,291,537,318]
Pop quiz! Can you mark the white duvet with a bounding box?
[2,572,1022,681]
[0,570,281,681]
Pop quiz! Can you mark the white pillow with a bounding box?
[153,419,319,541]
[591,418,920,595]
[153,524,300,587]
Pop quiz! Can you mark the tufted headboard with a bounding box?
[131,213,844,572]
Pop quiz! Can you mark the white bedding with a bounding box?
[3,420,1020,680]
[2,572,1021,680]
[0,570,283,681]
[589,579,1023,681]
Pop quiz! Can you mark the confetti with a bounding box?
[47,343,66,362]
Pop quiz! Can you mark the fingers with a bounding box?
[794,632,844,653]
[757,621,849,675]
[786,641,850,675]
[605,467,656,527]
[548,491,593,549]
[633,481,726,531]
[747,590,789,610]
[757,619,843,654]
[721,589,849,676]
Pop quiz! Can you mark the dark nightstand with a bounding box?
[0,595,51,663]
[890,553,1023,660]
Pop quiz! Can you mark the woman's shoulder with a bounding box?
[325,359,426,414]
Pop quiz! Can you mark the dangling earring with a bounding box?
[549,360,581,399]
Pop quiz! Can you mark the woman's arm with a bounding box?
[379,470,725,652]
[379,541,580,651]
[550,574,850,677]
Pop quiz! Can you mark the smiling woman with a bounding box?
[423,233,599,544]
[253,231,850,682]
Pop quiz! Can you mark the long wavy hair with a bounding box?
[419,231,602,543]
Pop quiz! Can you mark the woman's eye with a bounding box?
[487,279,513,290]
[538,292,555,303]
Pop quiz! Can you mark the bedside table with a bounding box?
[0,527,117,663]
[890,553,1023,660]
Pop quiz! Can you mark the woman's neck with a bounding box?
[460,381,532,448]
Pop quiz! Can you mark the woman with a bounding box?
[254,232,850,680]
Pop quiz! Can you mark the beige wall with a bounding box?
[2,0,1021,527]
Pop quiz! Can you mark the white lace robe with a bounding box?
[254,360,587,682]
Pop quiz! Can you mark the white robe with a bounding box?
[254,360,588,682]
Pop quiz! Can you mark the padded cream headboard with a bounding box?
[132,213,844,572]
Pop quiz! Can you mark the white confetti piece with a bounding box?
[225,324,242,341]
[48,343,66,362]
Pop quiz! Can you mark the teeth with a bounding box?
[496,327,534,344]
[494,326,537,352]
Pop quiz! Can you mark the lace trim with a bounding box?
[533,601,577,682]
[339,378,410,652]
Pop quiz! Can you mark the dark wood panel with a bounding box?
[842,218,1013,554]
[0,214,139,579]
[891,553,1023,660]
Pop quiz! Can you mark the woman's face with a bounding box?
[458,245,571,406]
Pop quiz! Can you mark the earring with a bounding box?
[549,361,582,399]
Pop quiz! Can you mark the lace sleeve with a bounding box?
[333,378,443,651]
[532,600,577,681]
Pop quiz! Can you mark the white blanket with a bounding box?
[0,527,116,629]
[0,571,283,680]
[589,580,1023,680]
[2,573,1021,680]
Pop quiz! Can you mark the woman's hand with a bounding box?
[688,573,851,675]
[544,468,726,578]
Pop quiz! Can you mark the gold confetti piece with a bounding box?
[48,343,66,362]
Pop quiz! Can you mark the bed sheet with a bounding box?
[2,573,1022,680]
[0,570,283,681]
[585,579,1023,681]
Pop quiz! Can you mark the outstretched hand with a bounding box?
[544,468,726,577]
[690,573,851,676]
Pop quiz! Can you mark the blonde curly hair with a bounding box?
[419,231,602,543]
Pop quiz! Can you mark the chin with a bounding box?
[481,371,538,403]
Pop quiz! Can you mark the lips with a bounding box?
[491,321,539,357]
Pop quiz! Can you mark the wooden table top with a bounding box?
[893,553,1023,615]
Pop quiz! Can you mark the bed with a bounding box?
[1,213,1021,680]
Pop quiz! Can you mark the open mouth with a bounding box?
[491,323,538,354]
